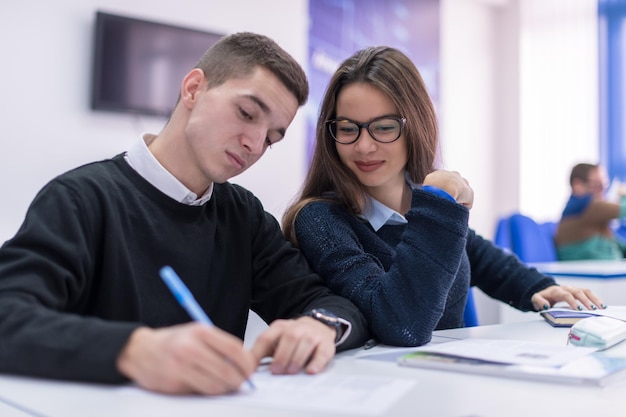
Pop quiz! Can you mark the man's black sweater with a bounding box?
[0,155,368,383]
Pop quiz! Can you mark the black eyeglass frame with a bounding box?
[326,116,407,144]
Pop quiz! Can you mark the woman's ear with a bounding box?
[179,68,205,108]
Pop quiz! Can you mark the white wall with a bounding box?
[0,0,309,242]
[440,0,599,324]
[518,0,599,221]
[441,0,517,325]
[440,0,511,239]
[441,0,598,237]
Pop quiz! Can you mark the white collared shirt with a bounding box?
[361,174,417,231]
[361,198,408,231]
[124,134,213,206]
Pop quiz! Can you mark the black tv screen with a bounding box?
[91,11,223,117]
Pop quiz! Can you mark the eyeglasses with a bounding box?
[326,116,406,144]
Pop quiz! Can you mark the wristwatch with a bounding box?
[303,308,345,343]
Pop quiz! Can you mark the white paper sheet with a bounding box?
[211,368,416,416]
[0,371,415,417]
[412,338,597,367]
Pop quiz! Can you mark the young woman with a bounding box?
[282,46,604,347]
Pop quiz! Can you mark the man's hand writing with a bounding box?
[117,323,256,395]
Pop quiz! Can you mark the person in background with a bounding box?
[555,163,626,260]
[281,46,604,347]
[0,32,368,395]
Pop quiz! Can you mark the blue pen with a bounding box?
[160,266,214,325]
[159,265,256,390]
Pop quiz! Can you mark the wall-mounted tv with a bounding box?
[91,11,223,117]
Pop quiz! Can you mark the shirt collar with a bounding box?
[361,173,417,231]
[124,133,213,206]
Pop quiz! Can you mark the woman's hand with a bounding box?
[423,170,474,209]
[531,285,606,311]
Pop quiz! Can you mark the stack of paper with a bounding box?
[397,338,626,386]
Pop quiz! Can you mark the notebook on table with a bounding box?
[540,306,626,328]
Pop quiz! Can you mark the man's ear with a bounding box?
[179,68,205,108]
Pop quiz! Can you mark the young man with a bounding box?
[0,32,368,395]
[555,163,626,260]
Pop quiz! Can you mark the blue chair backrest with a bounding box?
[463,288,479,327]
[508,213,557,263]
[540,221,558,241]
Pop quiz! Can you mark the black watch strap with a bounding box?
[303,308,345,343]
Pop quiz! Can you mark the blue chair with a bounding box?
[508,213,557,263]
[540,221,558,241]
[463,288,479,327]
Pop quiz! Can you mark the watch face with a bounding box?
[307,308,344,343]
[314,308,338,321]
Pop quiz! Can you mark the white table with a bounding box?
[0,401,32,417]
[529,259,626,279]
[1,319,625,417]
[500,260,626,323]
[530,260,626,301]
